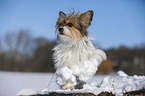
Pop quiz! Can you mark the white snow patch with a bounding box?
[0,71,59,96]
[16,88,37,95]
[42,75,145,96]
[83,75,145,95]
[42,88,91,95]
[117,70,128,77]
[1,71,145,96]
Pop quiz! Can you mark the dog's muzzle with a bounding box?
[58,28,64,35]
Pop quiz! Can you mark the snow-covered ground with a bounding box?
[41,71,145,96]
[1,71,145,96]
[0,71,56,96]
[0,71,106,96]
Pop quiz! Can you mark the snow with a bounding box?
[117,70,128,77]
[83,75,145,95]
[42,88,89,94]
[0,71,145,96]
[0,71,59,96]
[43,71,145,96]
[0,71,105,96]
[16,88,37,95]
[41,74,145,96]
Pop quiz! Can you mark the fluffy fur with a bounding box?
[53,10,106,90]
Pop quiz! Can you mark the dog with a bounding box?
[53,10,106,90]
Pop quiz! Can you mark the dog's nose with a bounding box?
[59,28,63,32]
[58,28,64,35]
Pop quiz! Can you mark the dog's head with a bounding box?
[56,10,93,43]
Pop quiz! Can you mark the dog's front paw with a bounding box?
[62,81,74,90]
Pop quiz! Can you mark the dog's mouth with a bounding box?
[59,31,64,35]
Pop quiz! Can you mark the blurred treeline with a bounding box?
[97,45,145,75]
[0,30,145,75]
[0,30,56,72]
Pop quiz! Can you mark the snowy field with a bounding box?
[0,71,106,96]
[0,71,145,96]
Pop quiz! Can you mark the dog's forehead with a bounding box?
[59,12,79,20]
[57,15,79,27]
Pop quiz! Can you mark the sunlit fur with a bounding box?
[53,10,106,90]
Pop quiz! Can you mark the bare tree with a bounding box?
[4,30,32,71]
[0,37,2,52]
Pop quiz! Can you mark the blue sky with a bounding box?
[0,0,145,49]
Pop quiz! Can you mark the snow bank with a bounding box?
[42,75,145,96]
[117,70,128,77]
[84,75,145,95]
[0,71,58,96]
[16,88,37,95]
[42,88,89,94]
[14,71,145,96]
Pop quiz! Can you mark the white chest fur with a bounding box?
[53,37,106,84]
[53,37,106,70]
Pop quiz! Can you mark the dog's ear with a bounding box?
[59,11,66,18]
[80,10,93,27]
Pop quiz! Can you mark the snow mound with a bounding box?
[17,74,145,96]
[16,88,37,96]
[84,75,145,95]
[41,75,145,96]
[117,70,128,77]
[42,88,89,94]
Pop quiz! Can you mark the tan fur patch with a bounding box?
[56,10,93,39]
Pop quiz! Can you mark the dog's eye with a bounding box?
[59,23,63,26]
[67,23,73,27]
